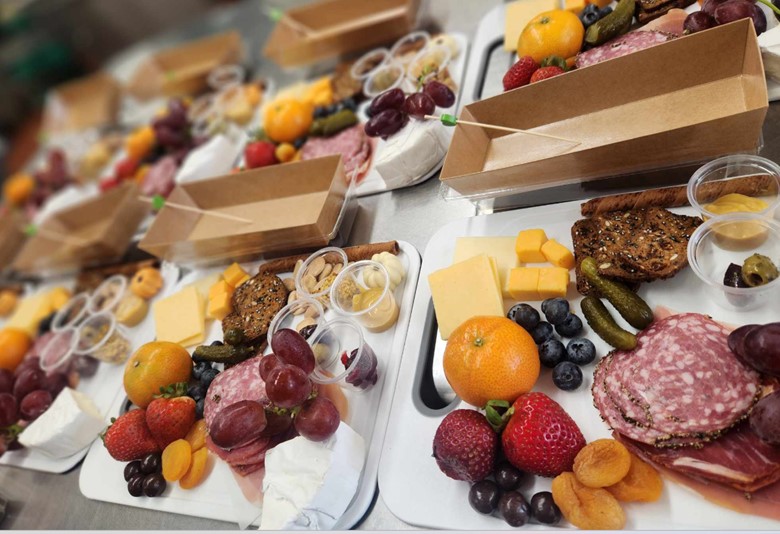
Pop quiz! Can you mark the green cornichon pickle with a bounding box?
[585,0,635,46]
[580,257,654,330]
[322,109,358,136]
[223,328,247,346]
[192,344,254,365]
[581,296,637,351]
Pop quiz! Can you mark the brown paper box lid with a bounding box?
[42,72,121,134]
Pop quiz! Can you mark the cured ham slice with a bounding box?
[300,125,373,182]
[637,8,688,36]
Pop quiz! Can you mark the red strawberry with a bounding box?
[502,392,585,477]
[114,157,139,180]
[502,56,540,91]
[102,409,159,461]
[530,66,565,83]
[145,384,196,449]
[432,409,497,482]
[244,141,278,169]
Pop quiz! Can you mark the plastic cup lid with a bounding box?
[39,328,79,373]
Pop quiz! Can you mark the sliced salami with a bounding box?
[203,356,268,429]
[300,124,373,179]
[575,31,673,69]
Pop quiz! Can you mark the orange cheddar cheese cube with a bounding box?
[515,229,549,263]
[235,274,251,287]
[207,291,232,321]
[541,239,575,270]
[506,267,540,301]
[208,280,232,300]
[223,263,248,288]
[537,267,570,299]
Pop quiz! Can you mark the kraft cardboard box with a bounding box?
[264,0,419,68]
[127,31,244,100]
[0,211,27,273]
[41,72,121,134]
[12,183,149,275]
[440,20,768,200]
[139,155,350,264]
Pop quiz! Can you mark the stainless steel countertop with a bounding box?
[3,0,780,529]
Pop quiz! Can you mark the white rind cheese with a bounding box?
[759,25,780,83]
[18,388,105,459]
[375,120,451,189]
[260,423,366,530]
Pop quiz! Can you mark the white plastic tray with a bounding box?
[79,241,421,528]
[379,201,780,530]
[0,263,180,473]
[354,33,470,197]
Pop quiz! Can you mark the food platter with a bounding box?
[0,263,180,473]
[380,199,780,530]
[354,33,470,197]
[79,241,421,528]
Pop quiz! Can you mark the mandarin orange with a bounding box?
[0,328,33,371]
[517,10,585,63]
[443,316,540,408]
[123,342,192,408]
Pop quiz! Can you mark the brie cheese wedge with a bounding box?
[18,388,105,459]
[260,423,366,530]
[375,120,451,189]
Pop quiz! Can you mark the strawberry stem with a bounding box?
[154,382,189,399]
[484,400,514,433]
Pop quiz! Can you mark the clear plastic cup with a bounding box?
[329,260,399,333]
[350,48,390,81]
[389,31,430,65]
[363,62,405,99]
[406,44,451,85]
[39,328,79,374]
[76,312,132,364]
[207,64,245,92]
[294,247,349,309]
[88,275,128,314]
[51,292,91,332]
[687,155,780,220]
[267,296,325,348]
[309,318,379,392]
[687,212,780,311]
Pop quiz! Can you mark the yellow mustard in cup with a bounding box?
[703,193,769,216]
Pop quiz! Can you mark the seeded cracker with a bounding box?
[222,273,288,342]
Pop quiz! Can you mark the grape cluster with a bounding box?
[150,99,200,166]
[364,80,456,139]
[684,0,767,35]
[260,328,340,442]
[125,452,166,498]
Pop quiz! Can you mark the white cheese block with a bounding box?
[375,120,451,189]
[18,388,105,459]
[260,423,366,530]
[760,26,780,83]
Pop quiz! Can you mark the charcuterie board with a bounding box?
[379,200,780,530]
[354,33,470,197]
[79,241,421,528]
[0,263,180,473]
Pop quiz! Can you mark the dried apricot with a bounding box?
[184,419,207,452]
[573,438,631,488]
[162,439,192,482]
[605,452,663,502]
[552,472,626,530]
[180,447,210,490]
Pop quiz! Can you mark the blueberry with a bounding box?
[539,338,566,368]
[191,361,210,380]
[553,361,583,391]
[293,136,307,150]
[583,11,599,26]
[541,298,570,325]
[200,368,219,388]
[507,303,540,331]
[341,97,357,111]
[529,321,554,344]
[326,104,338,115]
[583,3,600,14]
[187,383,205,401]
[555,313,583,338]
[599,6,613,17]
[313,106,328,119]
[195,397,205,419]
[210,340,224,347]
[566,338,596,365]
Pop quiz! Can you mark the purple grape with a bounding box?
[271,329,315,375]
[364,109,406,138]
[714,0,767,34]
[423,80,456,108]
[402,93,436,120]
[0,393,18,426]
[684,11,717,33]
[13,368,43,401]
[41,373,67,398]
[0,369,13,394]
[258,353,285,381]
[702,0,729,15]
[153,124,188,148]
[72,355,99,378]
[266,365,312,409]
[294,396,340,442]
[368,88,405,116]
[20,390,52,421]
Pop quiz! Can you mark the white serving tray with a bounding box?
[379,201,780,530]
[354,33,470,197]
[79,241,421,529]
[0,263,180,473]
